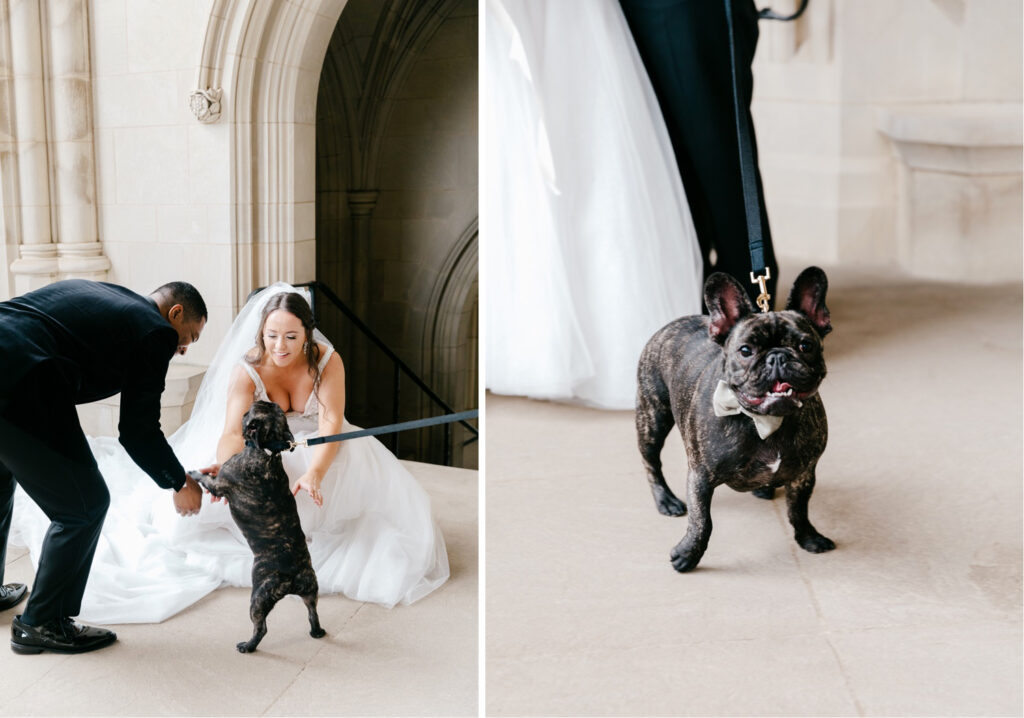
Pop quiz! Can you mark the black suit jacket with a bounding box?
[0,280,186,490]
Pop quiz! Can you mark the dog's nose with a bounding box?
[765,350,788,372]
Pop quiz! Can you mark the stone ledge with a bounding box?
[878,103,1023,174]
[878,103,1022,147]
[76,362,207,438]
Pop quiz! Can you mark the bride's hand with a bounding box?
[197,464,227,504]
[292,472,323,507]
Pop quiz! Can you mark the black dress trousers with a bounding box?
[619,0,779,302]
[0,363,110,624]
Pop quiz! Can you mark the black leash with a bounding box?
[724,0,809,312]
[291,410,479,449]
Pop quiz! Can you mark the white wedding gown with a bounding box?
[485,0,703,410]
[9,284,449,624]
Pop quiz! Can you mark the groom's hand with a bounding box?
[173,474,203,516]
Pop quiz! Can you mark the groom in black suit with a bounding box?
[619,0,779,303]
[0,279,207,654]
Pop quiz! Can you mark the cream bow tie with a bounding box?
[712,380,784,439]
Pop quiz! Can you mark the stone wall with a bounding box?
[0,0,478,462]
[752,0,1022,283]
[89,0,234,366]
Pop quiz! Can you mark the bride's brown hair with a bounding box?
[247,292,322,396]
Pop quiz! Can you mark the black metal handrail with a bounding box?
[292,281,478,465]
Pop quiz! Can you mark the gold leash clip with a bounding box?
[750,267,772,313]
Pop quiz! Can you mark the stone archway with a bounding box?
[313,0,478,465]
[194,0,349,310]
[195,0,477,465]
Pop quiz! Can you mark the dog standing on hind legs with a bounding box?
[190,400,326,652]
[636,267,836,573]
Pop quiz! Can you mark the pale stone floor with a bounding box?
[1,462,478,717]
[486,267,1023,716]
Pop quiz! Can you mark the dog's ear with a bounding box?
[244,404,273,449]
[243,420,262,449]
[786,266,831,337]
[275,410,294,444]
[706,272,756,344]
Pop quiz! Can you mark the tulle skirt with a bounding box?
[9,419,449,625]
[485,0,703,410]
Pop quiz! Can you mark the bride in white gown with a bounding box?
[485,0,703,410]
[9,283,449,624]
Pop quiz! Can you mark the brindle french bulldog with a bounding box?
[190,400,325,652]
[636,267,835,572]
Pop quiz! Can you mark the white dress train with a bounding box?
[485,0,703,410]
[9,284,450,624]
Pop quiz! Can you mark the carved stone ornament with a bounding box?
[189,87,223,123]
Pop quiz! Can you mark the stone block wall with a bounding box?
[752,0,1022,283]
[89,0,234,367]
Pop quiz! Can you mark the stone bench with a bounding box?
[878,103,1022,283]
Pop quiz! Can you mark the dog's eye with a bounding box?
[738,345,753,358]
[798,340,814,353]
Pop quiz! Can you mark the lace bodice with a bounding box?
[240,344,334,423]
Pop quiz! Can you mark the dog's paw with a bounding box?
[796,532,836,554]
[236,641,256,653]
[752,486,776,500]
[669,545,701,573]
[652,486,687,517]
[657,495,687,517]
[310,627,326,639]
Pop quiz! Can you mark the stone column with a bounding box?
[47,0,108,280]
[0,3,16,297]
[7,0,57,293]
[347,189,378,417]
[347,190,378,321]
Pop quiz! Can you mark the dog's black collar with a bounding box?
[244,439,294,455]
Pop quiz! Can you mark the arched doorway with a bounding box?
[315,0,478,467]
[195,0,349,309]
[196,0,477,466]
[422,221,478,467]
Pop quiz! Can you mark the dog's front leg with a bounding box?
[188,469,230,500]
[785,467,835,554]
[669,469,714,572]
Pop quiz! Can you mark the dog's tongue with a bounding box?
[772,381,792,393]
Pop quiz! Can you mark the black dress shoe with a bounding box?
[0,583,27,611]
[11,615,117,655]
